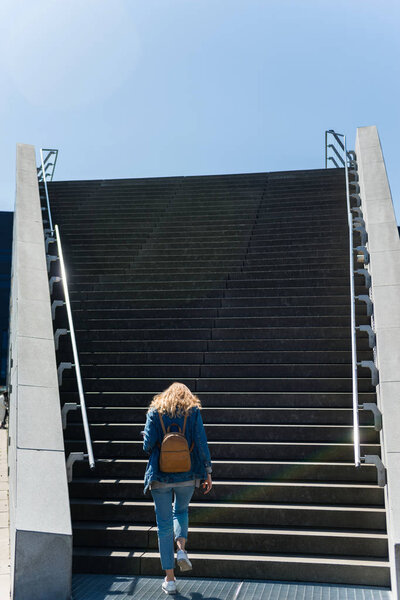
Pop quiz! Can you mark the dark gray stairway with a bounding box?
[44,169,389,586]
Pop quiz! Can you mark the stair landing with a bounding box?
[72,574,391,600]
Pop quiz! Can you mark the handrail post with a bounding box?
[55,224,95,470]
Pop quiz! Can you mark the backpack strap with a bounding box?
[182,412,188,435]
[158,411,167,436]
[183,413,194,451]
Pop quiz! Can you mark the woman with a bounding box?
[143,382,212,595]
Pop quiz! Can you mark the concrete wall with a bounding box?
[356,126,400,597]
[8,144,72,600]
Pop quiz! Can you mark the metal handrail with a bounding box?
[325,130,353,169]
[38,148,95,472]
[344,135,361,467]
[54,225,95,470]
[40,149,55,234]
[325,130,361,467]
[37,148,58,182]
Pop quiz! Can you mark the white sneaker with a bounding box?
[177,549,192,571]
[162,578,177,595]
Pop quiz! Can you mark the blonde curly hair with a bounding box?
[148,382,202,417]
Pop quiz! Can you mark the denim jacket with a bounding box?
[142,407,212,493]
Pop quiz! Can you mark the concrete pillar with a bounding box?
[8,144,72,600]
[356,125,400,597]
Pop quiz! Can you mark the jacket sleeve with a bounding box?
[194,408,212,472]
[143,410,159,455]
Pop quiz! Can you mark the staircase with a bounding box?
[45,169,390,586]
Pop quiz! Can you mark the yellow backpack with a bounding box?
[158,412,194,473]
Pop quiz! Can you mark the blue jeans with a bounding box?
[151,484,195,570]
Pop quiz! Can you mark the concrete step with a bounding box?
[71,459,379,481]
[60,373,376,393]
[65,440,381,462]
[66,422,378,443]
[71,522,388,558]
[66,305,367,320]
[68,479,384,506]
[63,339,372,353]
[61,377,375,393]
[73,350,372,365]
[60,363,373,379]
[68,406,375,426]
[70,498,386,530]
[61,391,376,408]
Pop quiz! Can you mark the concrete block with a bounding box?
[368,250,400,286]
[17,387,64,452]
[15,191,43,226]
[385,452,400,538]
[0,573,10,599]
[356,126,384,154]
[379,382,400,453]
[16,449,71,535]
[360,162,392,202]
[367,222,400,253]
[376,329,400,384]
[17,337,58,389]
[16,240,47,275]
[374,290,396,332]
[14,530,71,600]
[17,267,52,303]
[360,191,396,225]
[17,298,53,341]
[15,218,45,245]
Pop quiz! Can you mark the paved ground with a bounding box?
[0,428,10,599]
[71,574,391,600]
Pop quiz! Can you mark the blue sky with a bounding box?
[0,0,399,219]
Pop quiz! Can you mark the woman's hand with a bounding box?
[202,473,213,494]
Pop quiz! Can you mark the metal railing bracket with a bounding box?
[54,328,69,350]
[66,452,85,483]
[51,300,65,320]
[362,455,387,487]
[350,193,362,207]
[351,207,363,218]
[58,362,73,386]
[47,255,59,272]
[357,360,379,386]
[354,224,368,247]
[360,403,382,431]
[61,403,79,429]
[45,237,56,253]
[356,324,376,348]
[49,276,61,294]
[355,268,371,289]
[356,294,373,317]
[350,182,360,194]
